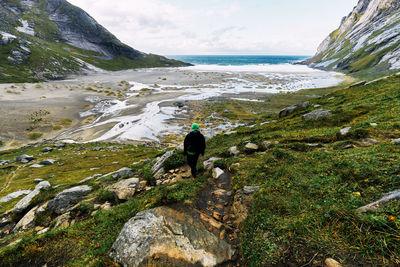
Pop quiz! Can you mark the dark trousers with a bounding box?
[187,154,199,178]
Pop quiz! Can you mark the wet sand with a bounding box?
[0,66,345,149]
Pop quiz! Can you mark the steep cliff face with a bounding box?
[0,0,187,82]
[307,0,400,76]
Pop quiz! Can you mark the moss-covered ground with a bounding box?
[0,74,399,266]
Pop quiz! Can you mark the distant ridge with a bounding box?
[0,0,189,82]
[305,0,400,77]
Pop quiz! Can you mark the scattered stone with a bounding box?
[106,178,140,200]
[212,168,224,179]
[391,138,400,144]
[54,212,71,229]
[0,190,31,203]
[262,141,273,150]
[279,105,298,118]
[343,144,354,149]
[327,97,335,100]
[340,127,352,135]
[307,143,323,147]
[102,202,112,210]
[137,180,147,192]
[361,138,379,146]
[151,150,174,175]
[111,167,133,180]
[40,159,56,165]
[92,147,105,151]
[229,163,240,172]
[37,228,49,235]
[213,211,222,221]
[47,185,92,215]
[314,104,321,108]
[203,157,221,170]
[243,186,261,194]
[110,207,234,267]
[370,123,378,127]
[302,109,332,120]
[79,174,102,184]
[42,147,53,153]
[34,179,44,183]
[325,258,343,267]
[30,164,44,168]
[357,190,400,213]
[53,142,66,148]
[15,154,35,163]
[0,160,13,166]
[14,206,39,232]
[14,181,51,213]
[244,143,259,152]
[229,146,239,156]
[156,180,162,186]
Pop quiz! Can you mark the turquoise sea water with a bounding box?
[166,55,309,66]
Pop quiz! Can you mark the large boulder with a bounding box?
[302,109,332,120]
[110,207,234,267]
[13,206,39,232]
[15,154,35,163]
[106,178,140,200]
[47,185,92,214]
[14,181,51,213]
[0,190,31,203]
[112,167,133,180]
[279,102,309,118]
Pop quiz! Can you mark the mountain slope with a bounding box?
[0,0,188,83]
[306,0,400,77]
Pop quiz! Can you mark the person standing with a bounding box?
[184,123,206,178]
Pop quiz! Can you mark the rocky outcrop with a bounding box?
[110,206,235,267]
[151,150,174,179]
[0,190,31,203]
[302,109,332,120]
[306,0,400,74]
[14,181,51,213]
[47,185,92,214]
[106,178,140,200]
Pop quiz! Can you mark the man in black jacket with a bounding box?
[184,123,206,178]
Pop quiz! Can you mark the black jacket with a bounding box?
[184,130,206,156]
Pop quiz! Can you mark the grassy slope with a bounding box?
[0,75,399,265]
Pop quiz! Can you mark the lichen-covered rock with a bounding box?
[14,181,51,213]
[13,206,39,232]
[47,185,92,214]
[302,109,332,120]
[110,207,234,267]
[106,178,140,200]
[244,143,259,152]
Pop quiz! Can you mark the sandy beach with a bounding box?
[0,65,345,149]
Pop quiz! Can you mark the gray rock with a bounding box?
[112,167,133,180]
[34,179,44,183]
[0,190,31,203]
[40,159,56,165]
[110,207,234,267]
[30,164,44,168]
[245,143,259,152]
[42,147,53,153]
[54,212,72,229]
[203,157,221,170]
[302,109,332,120]
[151,150,174,174]
[279,105,298,118]
[243,186,261,194]
[299,101,310,108]
[0,160,13,166]
[340,127,352,135]
[79,174,102,184]
[53,142,66,148]
[357,190,400,213]
[15,154,35,163]
[361,138,379,145]
[314,104,321,108]
[47,185,92,215]
[391,138,400,144]
[13,206,39,232]
[212,168,224,179]
[229,146,239,156]
[106,178,140,200]
[14,181,51,213]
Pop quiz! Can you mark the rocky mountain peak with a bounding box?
[307,0,400,76]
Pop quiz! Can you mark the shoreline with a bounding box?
[0,64,350,150]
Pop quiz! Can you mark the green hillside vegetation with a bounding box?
[0,75,399,265]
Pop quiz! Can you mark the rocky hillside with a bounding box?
[306,0,400,77]
[0,0,188,83]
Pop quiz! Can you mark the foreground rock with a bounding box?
[357,190,400,213]
[106,178,140,200]
[302,109,332,120]
[14,181,51,213]
[212,168,224,179]
[203,157,221,170]
[110,206,234,267]
[111,167,133,180]
[47,185,92,214]
[13,206,39,232]
[151,150,174,179]
[0,190,31,203]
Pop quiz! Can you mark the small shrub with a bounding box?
[27,132,43,140]
[96,189,115,203]
[59,118,72,126]
[162,150,186,171]
[52,125,63,131]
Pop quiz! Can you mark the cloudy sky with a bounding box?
[68,0,358,56]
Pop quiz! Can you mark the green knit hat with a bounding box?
[192,123,199,130]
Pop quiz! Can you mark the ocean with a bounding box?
[166,55,309,66]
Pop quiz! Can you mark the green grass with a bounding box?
[27,132,43,140]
